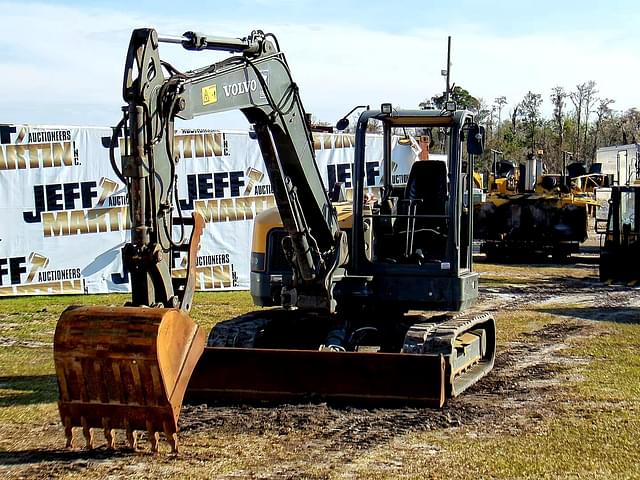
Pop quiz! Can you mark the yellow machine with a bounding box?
[474,154,593,260]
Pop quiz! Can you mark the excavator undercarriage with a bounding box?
[53,27,495,452]
[187,310,495,407]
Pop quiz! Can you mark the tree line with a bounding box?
[428,84,640,173]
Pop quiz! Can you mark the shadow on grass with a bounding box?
[481,274,602,291]
[537,306,640,324]
[475,252,600,267]
[0,448,132,466]
[0,375,57,406]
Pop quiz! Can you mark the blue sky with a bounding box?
[1,1,638,129]
[49,0,637,34]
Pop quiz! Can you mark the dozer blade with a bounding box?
[54,306,205,452]
[186,312,495,408]
[187,348,446,407]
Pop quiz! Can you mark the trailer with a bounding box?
[595,144,640,186]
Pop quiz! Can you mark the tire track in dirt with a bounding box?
[176,275,618,470]
[6,265,638,479]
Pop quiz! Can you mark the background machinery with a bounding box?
[599,184,640,283]
[474,153,591,260]
[53,28,496,452]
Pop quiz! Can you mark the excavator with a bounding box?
[53,28,496,453]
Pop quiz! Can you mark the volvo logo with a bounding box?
[223,70,269,98]
[223,79,258,97]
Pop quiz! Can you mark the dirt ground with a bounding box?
[1,247,639,479]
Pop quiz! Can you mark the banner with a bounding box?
[0,124,427,296]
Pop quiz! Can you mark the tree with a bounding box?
[494,96,507,133]
[569,81,597,161]
[476,97,492,127]
[428,82,623,169]
[591,98,615,159]
[619,108,640,144]
[582,81,598,162]
[550,86,567,162]
[510,104,519,132]
[520,91,543,154]
[431,85,480,112]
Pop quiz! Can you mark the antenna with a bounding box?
[445,36,452,102]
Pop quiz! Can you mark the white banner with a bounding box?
[0,124,424,296]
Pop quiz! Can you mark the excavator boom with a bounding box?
[54,27,347,452]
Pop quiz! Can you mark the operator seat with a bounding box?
[395,160,448,261]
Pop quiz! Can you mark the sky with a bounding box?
[0,0,638,130]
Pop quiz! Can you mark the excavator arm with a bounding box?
[53,27,348,453]
[119,28,346,311]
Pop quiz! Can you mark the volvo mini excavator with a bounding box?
[54,28,496,452]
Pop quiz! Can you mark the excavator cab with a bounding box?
[251,109,484,311]
[347,109,481,311]
[202,107,496,407]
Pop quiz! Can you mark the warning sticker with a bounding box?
[201,85,218,105]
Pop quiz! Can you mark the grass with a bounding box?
[1,273,639,479]
[494,309,559,345]
[374,409,640,479]
[367,304,640,480]
[476,261,598,287]
[569,322,640,401]
[189,291,256,331]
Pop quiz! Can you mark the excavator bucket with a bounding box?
[54,306,205,452]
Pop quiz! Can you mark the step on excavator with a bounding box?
[54,28,496,453]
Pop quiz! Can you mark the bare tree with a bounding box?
[494,96,507,133]
[591,98,615,159]
[550,86,567,159]
[569,84,586,157]
[621,108,640,144]
[582,81,598,160]
[476,97,492,129]
[510,105,519,132]
[569,81,597,160]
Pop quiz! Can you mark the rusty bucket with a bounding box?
[54,305,205,452]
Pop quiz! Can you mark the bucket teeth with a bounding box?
[147,421,160,453]
[54,305,205,456]
[81,417,94,449]
[127,429,138,450]
[124,419,137,450]
[62,422,177,453]
[164,421,179,454]
[102,418,115,449]
[63,416,73,448]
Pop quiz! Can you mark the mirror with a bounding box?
[467,124,485,155]
[336,117,349,131]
